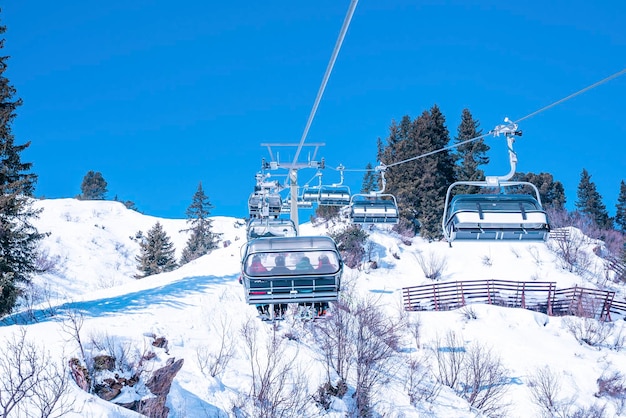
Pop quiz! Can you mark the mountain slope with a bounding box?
[1,198,625,417]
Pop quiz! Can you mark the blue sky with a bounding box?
[5,1,625,219]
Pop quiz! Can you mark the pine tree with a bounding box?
[361,162,377,193]
[377,106,454,240]
[415,105,454,240]
[380,115,423,232]
[514,172,566,210]
[180,182,221,265]
[79,170,108,200]
[452,108,489,193]
[615,180,626,232]
[135,222,177,278]
[575,168,612,230]
[0,20,46,316]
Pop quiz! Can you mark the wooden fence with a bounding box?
[402,279,626,321]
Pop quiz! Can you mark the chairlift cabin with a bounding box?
[441,119,550,243]
[348,164,398,225]
[318,185,351,206]
[301,186,321,202]
[240,236,343,306]
[318,165,351,206]
[248,192,282,219]
[246,218,298,240]
[442,188,550,242]
[349,193,399,224]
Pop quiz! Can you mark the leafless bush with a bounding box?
[314,298,355,382]
[596,371,626,399]
[0,328,74,417]
[434,332,509,416]
[548,228,591,273]
[433,330,465,388]
[352,296,404,416]
[196,314,236,378]
[415,251,448,280]
[527,365,561,416]
[459,343,510,417]
[563,317,613,347]
[459,305,478,321]
[481,254,493,268]
[60,309,86,361]
[312,379,348,411]
[36,247,62,273]
[528,246,543,266]
[564,403,608,418]
[407,314,422,349]
[611,326,626,351]
[404,353,440,406]
[239,318,310,418]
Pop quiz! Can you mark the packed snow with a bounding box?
[1,198,626,417]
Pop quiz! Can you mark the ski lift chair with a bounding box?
[240,236,343,306]
[318,165,351,206]
[349,193,399,224]
[246,218,298,240]
[441,119,550,244]
[348,163,398,225]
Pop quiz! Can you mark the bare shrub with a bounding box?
[596,371,626,399]
[314,298,355,382]
[458,343,510,416]
[313,379,348,411]
[548,228,591,273]
[459,305,478,321]
[434,332,509,416]
[352,296,404,416]
[196,314,236,378]
[0,328,73,417]
[60,309,86,361]
[433,330,465,388]
[407,314,422,349]
[563,317,612,347]
[612,326,626,351]
[404,353,440,406]
[36,247,61,273]
[565,402,608,418]
[239,318,310,418]
[527,246,543,266]
[527,365,561,416]
[415,251,448,280]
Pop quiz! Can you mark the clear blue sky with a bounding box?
[5,1,625,220]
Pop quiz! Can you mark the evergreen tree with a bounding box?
[378,106,454,240]
[418,105,455,241]
[0,20,46,316]
[380,115,423,232]
[135,222,177,278]
[315,204,340,220]
[361,162,377,193]
[180,182,221,264]
[575,168,612,230]
[615,180,626,232]
[452,108,489,193]
[329,223,368,269]
[79,170,108,200]
[514,172,566,209]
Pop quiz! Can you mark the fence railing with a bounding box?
[402,280,626,321]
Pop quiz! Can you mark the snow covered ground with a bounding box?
[1,198,626,417]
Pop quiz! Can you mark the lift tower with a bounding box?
[261,143,325,234]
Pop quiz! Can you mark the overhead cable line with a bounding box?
[343,67,626,171]
[291,0,359,166]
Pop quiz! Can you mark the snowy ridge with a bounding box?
[1,198,625,417]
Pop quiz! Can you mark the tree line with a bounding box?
[367,105,625,240]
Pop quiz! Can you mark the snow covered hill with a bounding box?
[1,198,626,417]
